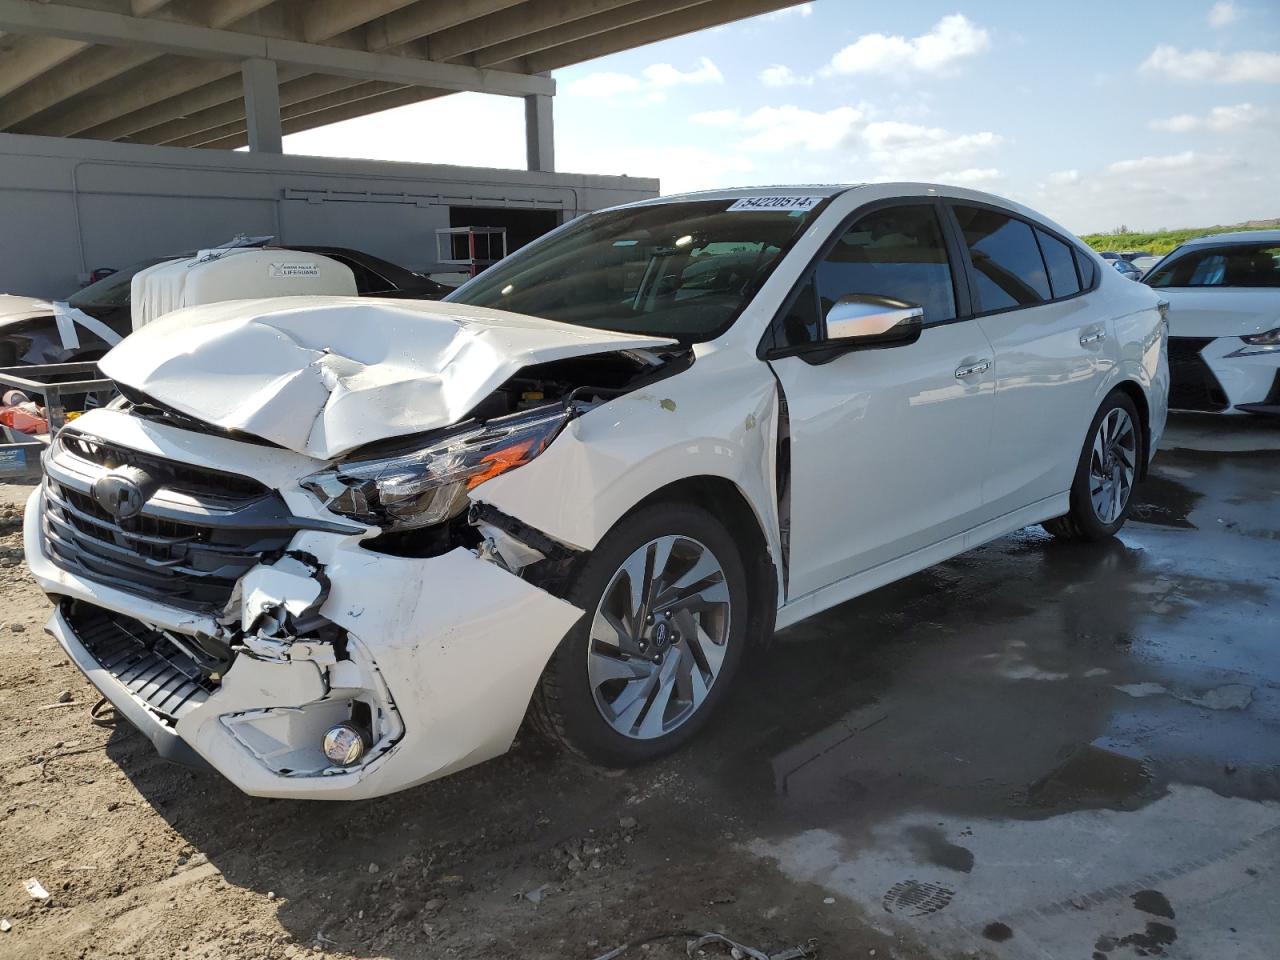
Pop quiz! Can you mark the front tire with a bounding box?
[1043,391,1142,542]
[529,502,750,766]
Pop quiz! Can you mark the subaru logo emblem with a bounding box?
[91,470,148,521]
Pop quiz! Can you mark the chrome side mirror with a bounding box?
[825,294,924,347]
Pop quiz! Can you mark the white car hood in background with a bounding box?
[0,294,54,326]
[1161,287,1280,339]
[99,296,676,460]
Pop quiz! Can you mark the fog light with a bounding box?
[322,723,368,766]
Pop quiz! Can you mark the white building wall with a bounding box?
[0,133,659,298]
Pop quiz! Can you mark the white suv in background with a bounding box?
[25,184,1169,799]
[1145,230,1280,415]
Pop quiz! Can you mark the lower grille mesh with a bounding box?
[66,602,215,726]
[1167,337,1228,412]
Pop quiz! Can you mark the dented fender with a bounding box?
[475,343,784,589]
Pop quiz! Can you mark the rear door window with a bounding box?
[952,205,1051,311]
[1036,229,1081,299]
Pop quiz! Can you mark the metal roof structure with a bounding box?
[0,0,802,162]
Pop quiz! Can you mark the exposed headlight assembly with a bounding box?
[1228,326,1280,357]
[303,405,571,531]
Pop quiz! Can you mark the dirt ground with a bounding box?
[2,415,1278,960]
[0,484,926,960]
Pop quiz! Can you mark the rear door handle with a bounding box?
[955,359,991,379]
[1080,329,1107,346]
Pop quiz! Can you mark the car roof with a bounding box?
[1181,229,1280,247]
[611,182,1039,214]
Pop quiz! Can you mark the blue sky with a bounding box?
[285,1,1280,234]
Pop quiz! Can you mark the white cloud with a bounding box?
[1148,113,1201,133]
[566,57,723,99]
[862,120,1004,172]
[1148,102,1271,132]
[1140,45,1280,83]
[693,105,864,152]
[829,14,990,76]
[1033,150,1262,233]
[936,167,1004,187]
[759,64,813,87]
[1047,169,1080,186]
[762,3,813,19]
[642,57,724,88]
[566,72,642,97]
[1207,1,1239,27]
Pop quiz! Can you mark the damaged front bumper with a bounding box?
[24,461,583,800]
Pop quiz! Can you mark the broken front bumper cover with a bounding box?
[25,490,584,800]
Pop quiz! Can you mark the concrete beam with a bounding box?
[522,0,802,73]
[0,0,554,97]
[427,0,634,62]
[0,35,88,99]
[136,73,352,144]
[0,0,278,130]
[364,0,525,50]
[196,84,448,150]
[524,91,553,172]
[469,0,710,67]
[299,0,418,44]
[240,56,280,152]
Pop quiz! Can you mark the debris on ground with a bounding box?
[589,930,819,960]
[23,878,49,900]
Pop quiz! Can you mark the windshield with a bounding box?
[1146,242,1280,289]
[68,257,171,309]
[446,198,829,341]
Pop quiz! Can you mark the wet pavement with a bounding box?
[697,413,1280,959]
[3,412,1277,960]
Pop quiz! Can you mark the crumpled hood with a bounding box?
[99,296,676,460]
[0,294,54,327]
[1161,287,1280,339]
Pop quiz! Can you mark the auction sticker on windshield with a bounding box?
[727,196,824,212]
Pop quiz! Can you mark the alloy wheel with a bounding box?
[586,535,732,740]
[1089,407,1137,524]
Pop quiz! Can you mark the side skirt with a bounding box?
[775,492,1069,630]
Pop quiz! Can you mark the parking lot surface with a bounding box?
[1,414,1277,960]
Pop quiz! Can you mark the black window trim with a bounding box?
[757,195,973,360]
[941,198,1099,321]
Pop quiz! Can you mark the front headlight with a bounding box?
[1241,327,1280,346]
[1228,326,1280,358]
[303,405,571,531]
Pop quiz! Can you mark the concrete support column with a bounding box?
[524,92,554,173]
[241,57,282,153]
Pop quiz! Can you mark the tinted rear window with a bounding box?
[1036,230,1081,299]
[953,205,1051,311]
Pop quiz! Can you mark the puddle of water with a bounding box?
[1026,744,1154,810]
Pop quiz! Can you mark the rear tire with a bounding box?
[529,501,750,767]
[1043,391,1143,542]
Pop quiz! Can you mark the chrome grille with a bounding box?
[41,430,302,612]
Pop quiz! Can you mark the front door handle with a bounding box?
[955,359,991,379]
[1080,329,1107,346]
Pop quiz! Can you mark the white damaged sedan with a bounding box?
[25,185,1169,799]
